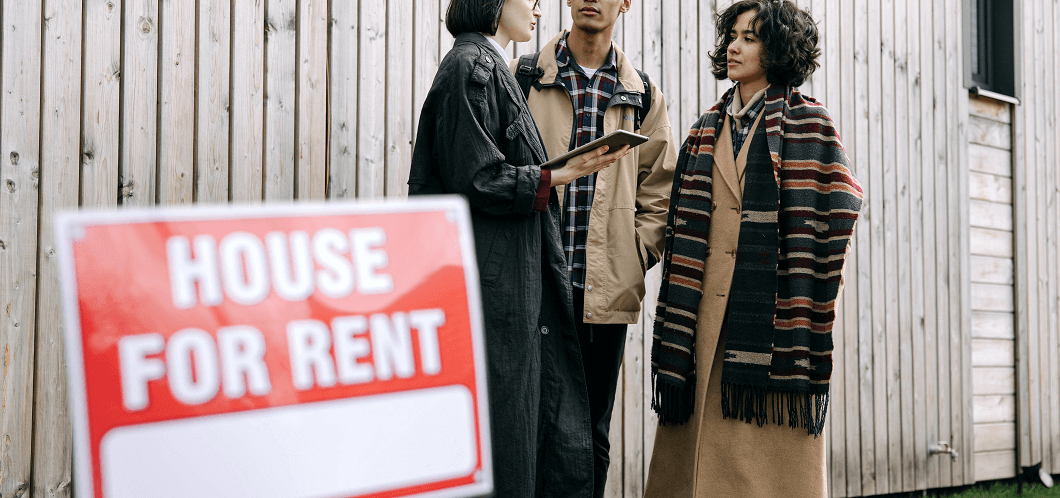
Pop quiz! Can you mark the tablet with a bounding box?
[541,129,649,168]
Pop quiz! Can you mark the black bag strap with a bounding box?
[635,69,652,131]
[518,51,654,131]
[515,52,544,99]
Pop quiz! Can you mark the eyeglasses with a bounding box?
[532,0,540,10]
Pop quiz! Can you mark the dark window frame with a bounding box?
[964,0,1019,102]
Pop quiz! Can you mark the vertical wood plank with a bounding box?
[661,0,678,138]
[438,0,454,55]
[932,0,957,484]
[231,0,265,203]
[560,0,572,32]
[678,0,696,133]
[386,0,412,197]
[536,0,560,51]
[905,0,929,489]
[263,0,297,202]
[329,0,358,199]
[33,0,81,494]
[158,0,194,205]
[357,1,385,198]
[1011,0,1030,469]
[0,0,42,493]
[1032,0,1049,474]
[891,0,916,490]
[639,268,662,491]
[879,0,903,490]
[297,0,328,200]
[919,0,941,487]
[413,0,439,145]
[945,0,972,484]
[839,0,863,493]
[121,0,159,206]
[822,0,848,494]
[866,0,889,491]
[196,0,231,204]
[1049,0,1060,475]
[623,0,642,77]
[697,0,716,113]
[641,2,663,484]
[1023,0,1042,467]
[852,0,878,492]
[642,0,661,104]
[81,0,121,209]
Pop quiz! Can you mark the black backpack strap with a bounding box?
[635,69,652,131]
[515,52,544,100]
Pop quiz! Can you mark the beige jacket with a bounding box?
[511,31,678,324]
[643,112,827,498]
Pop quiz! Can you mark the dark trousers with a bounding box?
[573,288,628,498]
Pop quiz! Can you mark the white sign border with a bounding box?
[55,196,493,498]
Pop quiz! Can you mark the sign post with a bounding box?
[56,197,491,498]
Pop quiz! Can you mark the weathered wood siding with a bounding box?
[1013,0,1060,477]
[3,0,1060,496]
[823,0,975,493]
[968,95,1017,481]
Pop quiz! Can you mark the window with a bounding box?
[965,0,1017,100]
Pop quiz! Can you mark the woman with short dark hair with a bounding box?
[643,1,863,496]
[409,1,628,496]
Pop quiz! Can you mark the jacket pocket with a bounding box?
[605,207,648,312]
[479,225,514,286]
[505,111,546,164]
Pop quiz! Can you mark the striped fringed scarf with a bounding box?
[650,84,863,436]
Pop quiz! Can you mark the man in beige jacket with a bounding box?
[511,1,676,494]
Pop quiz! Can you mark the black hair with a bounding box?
[445,0,506,37]
[710,0,821,87]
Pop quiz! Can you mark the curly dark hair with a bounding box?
[710,0,821,87]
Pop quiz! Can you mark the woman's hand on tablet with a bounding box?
[549,145,631,187]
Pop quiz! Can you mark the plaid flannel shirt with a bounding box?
[728,90,766,157]
[556,35,619,289]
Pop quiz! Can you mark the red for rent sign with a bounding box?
[56,197,492,498]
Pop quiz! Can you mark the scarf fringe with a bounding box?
[650,369,697,426]
[721,382,830,437]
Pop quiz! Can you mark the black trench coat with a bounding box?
[408,32,594,498]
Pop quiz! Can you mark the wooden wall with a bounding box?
[2,0,1059,496]
[822,0,975,493]
[1012,0,1060,477]
[968,95,1017,481]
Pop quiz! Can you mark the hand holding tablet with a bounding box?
[542,130,649,168]
[545,130,648,187]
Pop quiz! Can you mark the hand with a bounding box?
[549,145,631,187]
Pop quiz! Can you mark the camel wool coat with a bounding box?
[643,110,828,498]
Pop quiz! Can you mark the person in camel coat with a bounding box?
[644,1,863,497]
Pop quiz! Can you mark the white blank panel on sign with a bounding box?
[100,386,477,498]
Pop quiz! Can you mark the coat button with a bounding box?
[620,95,627,101]
[585,312,593,319]
[730,250,737,259]
[540,325,550,335]
[587,284,594,292]
[706,247,712,257]
[485,56,491,63]
[712,201,718,211]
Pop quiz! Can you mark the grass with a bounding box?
[942,482,1060,498]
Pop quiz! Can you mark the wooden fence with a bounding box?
[2,0,1060,496]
